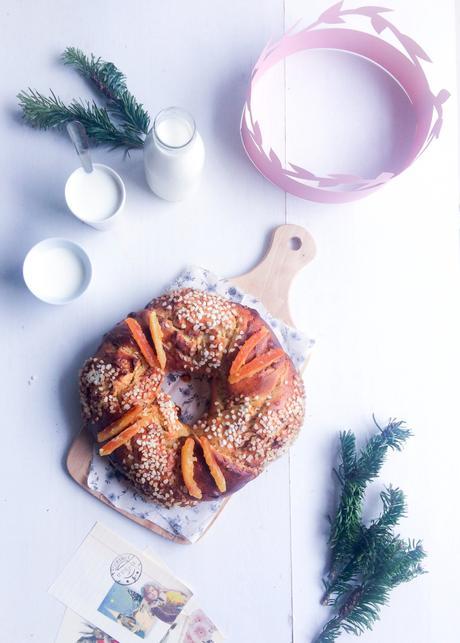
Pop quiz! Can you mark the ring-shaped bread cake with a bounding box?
[79,288,305,507]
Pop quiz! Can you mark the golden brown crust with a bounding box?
[79,288,305,507]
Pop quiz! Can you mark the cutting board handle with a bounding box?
[232,224,316,325]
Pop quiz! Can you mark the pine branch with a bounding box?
[328,431,362,571]
[17,89,144,149]
[375,486,406,530]
[315,420,426,643]
[62,46,127,100]
[328,421,411,573]
[62,46,150,136]
[315,618,342,643]
[335,538,426,637]
[17,46,150,152]
[354,418,411,484]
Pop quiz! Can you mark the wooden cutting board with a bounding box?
[66,224,316,543]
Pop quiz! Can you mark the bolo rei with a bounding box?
[80,289,305,507]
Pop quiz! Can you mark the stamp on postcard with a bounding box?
[110,553,143,586]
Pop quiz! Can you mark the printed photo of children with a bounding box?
[99,581,189,638]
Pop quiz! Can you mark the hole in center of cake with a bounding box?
[162,372,211,425]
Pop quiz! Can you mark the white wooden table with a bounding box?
[1,1,459,642]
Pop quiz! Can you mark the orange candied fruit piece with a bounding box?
[228,327,268,383]
[230,348,285,384]
[199,436,226,493]
[99,418,148,456]
[97,405,143,443]
[181,437,202,499]
[125,317,158,368]
[149,310,167,370]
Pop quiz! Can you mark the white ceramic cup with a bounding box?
[65,163,126,230]
[23,238,92,305]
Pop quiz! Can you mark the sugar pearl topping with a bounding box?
[79,288,305,507]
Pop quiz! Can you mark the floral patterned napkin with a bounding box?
[87,266,314,543]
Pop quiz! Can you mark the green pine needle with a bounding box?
[315,420,426,642]
[62,46,150,135]
[17,47,150,151]
[17,89,144,149]
[328,420,411,572]
[377,486,406,529]
[62,46,128,100]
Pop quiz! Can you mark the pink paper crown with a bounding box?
[240,2,449,203]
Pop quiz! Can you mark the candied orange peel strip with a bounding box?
[149,310,167,370]
[125,317,158,368]
[230,348,285,384]
[181,437,202,499]
[99,417,149,456]
[229,327,268,382]
[97,405,143,443]
[199,436,226,493]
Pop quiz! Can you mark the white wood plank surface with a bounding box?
[284,1,460,641]
[1,1,459,642]
[0,2,292,642]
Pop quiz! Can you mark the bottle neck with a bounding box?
[152,107,196,153]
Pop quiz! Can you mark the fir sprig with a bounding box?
[17,89,143,149]
[315,420,426,642]
[62,47,150,136]
[17,47,150,151]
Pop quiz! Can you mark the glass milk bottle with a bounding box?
[144,107,205,201]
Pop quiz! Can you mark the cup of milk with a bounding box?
[23,238,92,305]
[65,163,126,230]
[144,107,205,201]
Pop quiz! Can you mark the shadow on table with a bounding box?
[212,69,249,164]
[16,164,75,227]
[58,336,99,474]
[1,263,27,292]
[0,225,48,305]
[116,153,157,199]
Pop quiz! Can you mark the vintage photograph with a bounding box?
[99,581,189,637]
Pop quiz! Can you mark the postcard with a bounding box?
[50,523,193,643]
[55,608,118,642]
[159,599,224,643]
[55,601,224,643]
[144,547,224,643]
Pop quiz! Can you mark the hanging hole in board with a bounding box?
[289,236,302,251]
